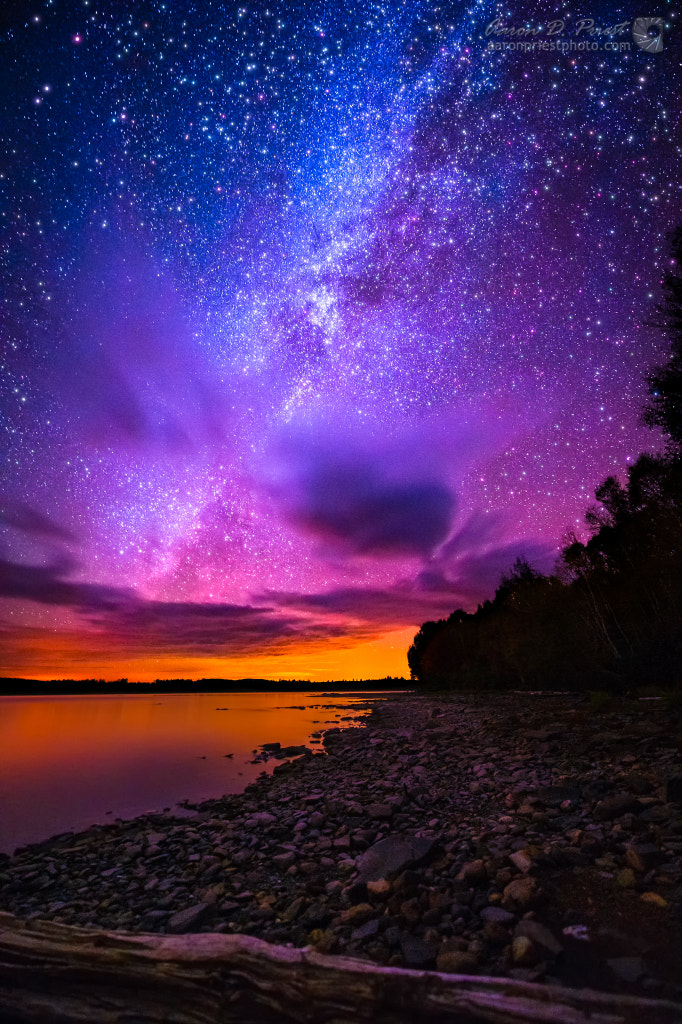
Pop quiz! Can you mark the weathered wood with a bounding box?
[1,912,681,1024]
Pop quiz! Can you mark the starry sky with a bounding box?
[0,0,679,681]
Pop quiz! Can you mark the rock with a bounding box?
[593,794,639,821]
[621,773,652,795]
[502,877,538,911]
[514,920,563,956]
[400,935,436,968]
[512,935,538,967]
[298,861,319,876]
[345,882,368,904]
[281,897,306,923]
[483,920,511,944]
[399,897,421,924]
[509,850,533,873]
[534,785,579,806]
[167,903,211,933]
[640,891,667,907]
[366,803,393,820]
[339,902,375,926]
[366,878,390,898]
[455,859,487,885]
[355,835,435,883]
[625,844,665,873]
[351,918,380,941]
[607,956,645,984]
[247,811,276,825]
[272,852,296,869]
[480,906,516,925]
[300,902,331,928]
[144,832,167,846]
[616,868,637,888]
[664,775,682,806]
[436,950,479,974]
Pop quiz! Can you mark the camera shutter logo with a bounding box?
[632,17,664,52]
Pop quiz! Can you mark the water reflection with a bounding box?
[0,691,384,854]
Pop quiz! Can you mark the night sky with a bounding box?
[0,0,679,681]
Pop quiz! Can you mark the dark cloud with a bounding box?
[270,425,457,557]
[290,468,454,556]
[0,558,131,610]
[266,581,465,627]
[0,559,353,657]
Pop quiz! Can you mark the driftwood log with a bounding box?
[1,912,681,1024]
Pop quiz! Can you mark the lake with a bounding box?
[0,691,384,855]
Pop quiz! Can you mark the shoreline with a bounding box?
[1,691,681,999]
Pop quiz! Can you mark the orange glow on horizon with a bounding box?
[0,626,415,682]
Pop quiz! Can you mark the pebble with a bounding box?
[1,692,680,1000]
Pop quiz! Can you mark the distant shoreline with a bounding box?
[0,677,412,697]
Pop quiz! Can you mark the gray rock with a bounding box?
[355,835,435,882]
[248,811,276,825]
[351,918,380,941]
[167,903,211,933]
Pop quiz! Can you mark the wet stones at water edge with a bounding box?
[0,692,681,1000]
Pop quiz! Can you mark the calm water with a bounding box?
[0,691,382,855]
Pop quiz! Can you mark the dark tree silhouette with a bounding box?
[408,230,682,692]
[645,226,682,450]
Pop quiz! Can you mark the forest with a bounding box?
[408,227,682,693]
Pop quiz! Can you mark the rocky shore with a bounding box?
[1,692,681,999]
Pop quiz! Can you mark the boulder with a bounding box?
[355,835,435,883]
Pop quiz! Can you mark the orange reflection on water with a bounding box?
[0,692,377,854]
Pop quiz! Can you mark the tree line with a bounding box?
[408,226,682,692]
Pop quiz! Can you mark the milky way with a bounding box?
[0,0,679,680]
